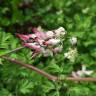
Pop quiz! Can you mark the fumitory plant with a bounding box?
[0,26,96,96]
[0,0,96,96]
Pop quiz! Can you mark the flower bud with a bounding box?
[16,33,29,41]
[55,27,66,37]
[70,37,77,45]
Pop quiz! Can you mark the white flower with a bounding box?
[72,65,93,77]
[55,27,66,37]
[46,39,60,45]
[70,37,77,45]
[46,31,54,38]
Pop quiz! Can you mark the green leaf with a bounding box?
[42,81,55,93]
[0,89,12,96]
[18,80,34,94]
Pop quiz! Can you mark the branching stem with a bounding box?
[1,56,96,82]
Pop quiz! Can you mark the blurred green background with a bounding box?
[0,0,96,96]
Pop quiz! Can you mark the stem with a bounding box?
[54,82,60,96]
[1,56,96,82]
[66,77,96,81]
[2,56,57,81]
[0,46,25,57]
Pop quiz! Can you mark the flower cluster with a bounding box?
[64,48,78,62]
[16,27,66,57]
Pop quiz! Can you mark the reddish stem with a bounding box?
[2,56,57,81]
[1,56,96,82]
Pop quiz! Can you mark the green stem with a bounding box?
[0,46,25,57]
[53,82,60,96]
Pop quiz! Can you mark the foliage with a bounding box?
[0,0,96,96]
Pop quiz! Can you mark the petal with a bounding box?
[16,33,29,41]
[46,31,54,38]
[76,71,84,77]
[23,43,41,52]
[84,71,93,75]
[72,71,79,78]
[46,39,60,45]
[69,37,77,45]
[52,46,62,53]
[32,28,47,39]
[82,65,86,71]
[28,34,37,39]
[55,27,66,37]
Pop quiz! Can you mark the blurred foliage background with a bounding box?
[0,0,96,96]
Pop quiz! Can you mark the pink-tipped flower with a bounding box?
[16,33,29,41]
[23,43,41,52]
[32,28,47,39]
